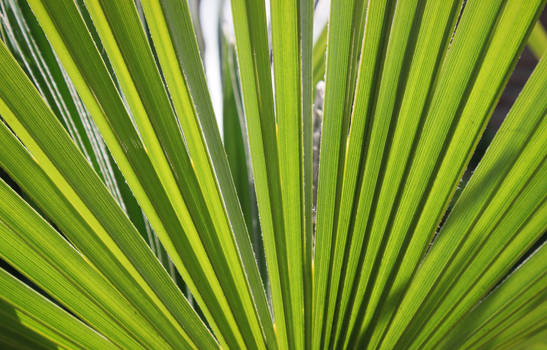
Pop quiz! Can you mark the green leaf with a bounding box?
[300,4,314,347]
[311,0,367,347]
[270,0,314,348]
[0,175,165,348]
[23,0,272,347]
[528,21,547,59]
[439,244,547,349]
[381,37,547,349]
[0,0,150,243]
[333,0,462,347]
[0,308,58,350]
[0,32,216,349]
[0,0,545,348]
[0,267,116,350]
[312,25,327,87]
[220,33,263,276]
[480,302,547,350]
[137,1,275,347]
[228,0,289,347]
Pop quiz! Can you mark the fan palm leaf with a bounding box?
[0,0,545,349]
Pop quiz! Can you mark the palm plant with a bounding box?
[0,0,545,348]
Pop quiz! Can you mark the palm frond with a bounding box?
[0,0,545,349]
